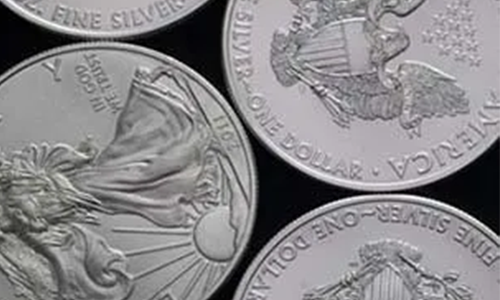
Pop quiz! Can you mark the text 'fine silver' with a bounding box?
[0,0,212,38]
[233,194,499,300]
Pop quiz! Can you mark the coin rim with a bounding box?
[0,0,213,39]
[231,194,499,300]
[0,41,259,300]
[221,0,500,192]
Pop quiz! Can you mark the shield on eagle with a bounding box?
[295,18,374,76]
[302,240,474,300]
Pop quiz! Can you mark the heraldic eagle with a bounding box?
[271,0,470,131]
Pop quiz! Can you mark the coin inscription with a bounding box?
[0,43,256,300]
[1,0,211,38]
[233,195,499,300]
[224,0,500,190]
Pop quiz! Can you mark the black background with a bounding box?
[0,1,498,299]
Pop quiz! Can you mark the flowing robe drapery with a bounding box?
[70,68,249,242]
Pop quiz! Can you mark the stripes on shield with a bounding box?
[296,21,351,74]
[364,266,412,300]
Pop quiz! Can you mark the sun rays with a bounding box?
[124,241,193,258]
[133,251,197,281]
[112,227,192,236]
[179,261,209,300]
[112,200,232,300]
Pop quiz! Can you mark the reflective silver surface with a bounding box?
[0,0,211,38]
[223,0,500,191]
[0,42,257,300]
[233,194,499,300]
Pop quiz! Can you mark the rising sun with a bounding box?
[109,201,238,300]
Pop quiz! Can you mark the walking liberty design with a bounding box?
[303,240,474,300]
[0,65,250,300]
[271,0,470,135]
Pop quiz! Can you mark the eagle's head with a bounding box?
[381,0,426,16]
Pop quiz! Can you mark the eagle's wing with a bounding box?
[398,61,469,120]
[270,28,301,87]
[310,71,402,121]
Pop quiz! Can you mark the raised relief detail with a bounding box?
[271,0,470,134]
[422,0,481,67]
[0,65,249,300]
[0,144,134,300]
[303,239,473,300]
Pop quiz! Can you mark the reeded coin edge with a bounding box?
[231,194,499,300]
[221,0,500,192]
[0,0,214,39]
[0,41,259,300]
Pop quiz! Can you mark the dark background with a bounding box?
[0,1,498,299]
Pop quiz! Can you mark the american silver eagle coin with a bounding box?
[223,0,500,191]
[232,194,499,300]
[0,0,212,38]
[0,42,257,300]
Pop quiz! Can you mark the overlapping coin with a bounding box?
[0,42,256,300]
[0,0,211,38]
[233,194,499,300]
[223,0,500,191]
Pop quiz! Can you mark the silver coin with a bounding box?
[233,194,499,300]
[0,42,257,300]
[0,0,211,38]
[223,0,500,191]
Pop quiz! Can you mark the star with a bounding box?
[433,13,447,28]
[450,34,464,47]
[438,44,452,56]
[466,40,479,52]
[454,49,467,62]
[458,0,471,8]
[422,30,434,44]
[460,8,474,22]
[446,3,460,16]
[447,18,461,32]
[434,29,449,42]
[469,55,482,67]
[462,25,476,38]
